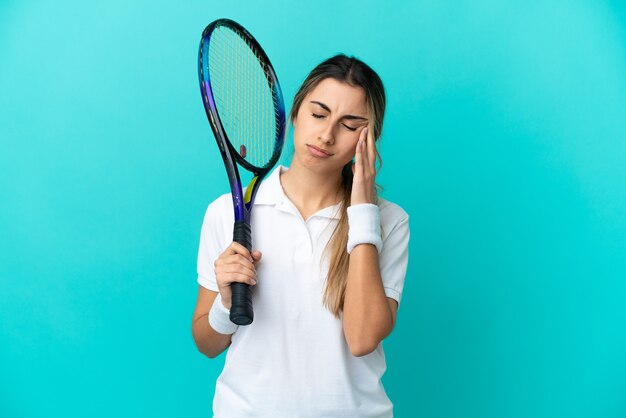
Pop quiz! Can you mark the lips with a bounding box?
[306,144,333,158]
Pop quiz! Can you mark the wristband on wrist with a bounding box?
[346,203,383,254]
[208,292,239,335]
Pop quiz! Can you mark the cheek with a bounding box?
[293,119,312,141]
[339,139,360,162]
[292,124,305,144]
[292,125,313,154]
[344,134,360,153]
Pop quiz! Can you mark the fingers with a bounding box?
[350,125,377,205]
[366,125,376,167]
[360,129,370,169]
[354,129,362,168]
[251,250,263,264]
[224,241,253,260]
[215,243,262,287]
[224,242,263,263]
[354,126,367,175]
[215,254,257,285]
[359,124,369,142]
[356,126,375,175]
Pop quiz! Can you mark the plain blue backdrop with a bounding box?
[1,1,626,417]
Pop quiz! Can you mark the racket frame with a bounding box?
[198,18,286,325]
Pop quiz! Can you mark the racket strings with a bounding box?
[207,25,279,169]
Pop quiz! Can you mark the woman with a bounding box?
[192,54,410,418]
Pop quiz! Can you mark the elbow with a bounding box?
[344,319,393,357]
[200,347,221,359]
[193,336,222,359]
[346,336,380,357]
[192,331,210,358]
[191,324,222,359]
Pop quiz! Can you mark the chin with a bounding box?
[296,151,338,174]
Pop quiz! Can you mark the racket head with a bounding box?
[198,19,286,176]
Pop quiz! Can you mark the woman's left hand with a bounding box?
[351,126,377,205]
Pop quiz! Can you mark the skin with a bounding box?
[192,78,397,358]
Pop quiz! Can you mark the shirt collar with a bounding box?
[253,165,286,206]
[253,165,342,220]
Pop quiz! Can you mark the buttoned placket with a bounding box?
[276,197,314,261]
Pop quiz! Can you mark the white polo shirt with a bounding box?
[197,166,410,418]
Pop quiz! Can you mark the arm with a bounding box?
[191,286,233,358]
[343,243,398,357]
[192,242,261,359]
[343,125,402,357]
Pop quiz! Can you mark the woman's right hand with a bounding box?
[214,242,262,310]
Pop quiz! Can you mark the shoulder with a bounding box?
[202,193,234,224]
[378,198,409,227]
[210,192,233,209]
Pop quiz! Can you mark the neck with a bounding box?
[280,159,344,220]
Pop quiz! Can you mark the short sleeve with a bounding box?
[378,201,410,307]
[197,194,233,292]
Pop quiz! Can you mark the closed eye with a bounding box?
[311,112,357,131]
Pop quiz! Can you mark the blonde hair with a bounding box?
[289,54,386,317]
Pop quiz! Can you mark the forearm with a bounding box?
[342,244,394,357]
[192,314,233,358]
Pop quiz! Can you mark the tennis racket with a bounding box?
[198,19,285,325]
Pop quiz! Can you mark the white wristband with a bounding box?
[347,203,383,254]
[208,293,239,335]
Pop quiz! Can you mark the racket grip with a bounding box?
[231,221,254,325]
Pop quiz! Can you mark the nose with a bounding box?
[318,122,335,145]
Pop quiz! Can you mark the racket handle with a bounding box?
[231,221,254,325]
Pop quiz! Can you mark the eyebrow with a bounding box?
[309,101,368,121]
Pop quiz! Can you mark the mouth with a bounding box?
[306,144,334,158]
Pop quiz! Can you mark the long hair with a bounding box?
[288,54,386,317]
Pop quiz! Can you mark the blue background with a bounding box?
[2,1,626,417]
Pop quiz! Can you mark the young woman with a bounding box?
[192,54,410,418]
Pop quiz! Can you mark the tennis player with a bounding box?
[192,54,410,418]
